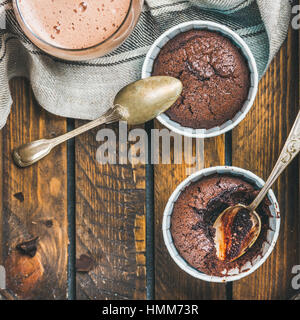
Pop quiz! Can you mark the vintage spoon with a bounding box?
[13,76,183,167]
[214,109,300,262]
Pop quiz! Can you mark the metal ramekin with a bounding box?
[142,21,259,138]
[162,166,280,283]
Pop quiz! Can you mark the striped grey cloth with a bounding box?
[0,0,292,129]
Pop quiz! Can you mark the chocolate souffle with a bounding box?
[152,30,250,129]
[171,174,272,277]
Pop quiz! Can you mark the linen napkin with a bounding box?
[0,0,292,129]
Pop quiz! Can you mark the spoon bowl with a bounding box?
[213,204,261,262]
[114,76,183,125]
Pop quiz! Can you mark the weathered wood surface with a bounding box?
[152,27,299,300]
[0,25,298,301]
[0,78,68,299]
[153,121,227,300]
[231,27,300,300]
[75,121,147,300]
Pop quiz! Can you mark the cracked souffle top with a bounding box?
[171,174,271,277]
[152,30,250,129]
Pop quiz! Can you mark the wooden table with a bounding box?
[0,25,299,300]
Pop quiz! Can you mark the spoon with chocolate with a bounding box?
[214,110,300,262]
[13,76,182,167]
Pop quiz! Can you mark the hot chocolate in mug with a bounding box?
[13,0,144,60]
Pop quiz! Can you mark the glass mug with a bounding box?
[12,0,144,61]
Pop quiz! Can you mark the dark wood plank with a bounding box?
[0,78,69,300]
[75,121,147,300]
[232,28,300,299]
[154,121,227,300]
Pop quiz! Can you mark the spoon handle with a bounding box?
[249,110,300,212]
[13,107,120,168]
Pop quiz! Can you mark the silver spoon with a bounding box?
[13,76,183,167]
[214,110,300,262]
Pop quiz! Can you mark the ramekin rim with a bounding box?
[142,20,259,138]
[162,166,280,283]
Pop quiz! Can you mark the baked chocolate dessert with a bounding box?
[152,30,250,129]
[171,174,271,277]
